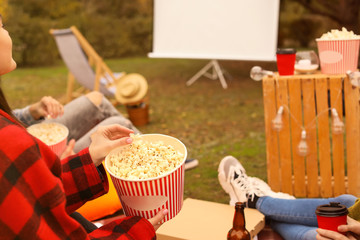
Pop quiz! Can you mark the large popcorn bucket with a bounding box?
[316,38,360,74]
[27,122,69,158]
[105,134,187,222]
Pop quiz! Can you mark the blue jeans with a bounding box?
[256,194,357,240]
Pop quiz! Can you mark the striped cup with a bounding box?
[105,134,187,222]
[316,38,360,74]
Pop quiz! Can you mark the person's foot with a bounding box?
[248,177,295,200]
[230,165,267,203]
[185,158,199,170]
[218,156,295,206]
[218,156,248,205]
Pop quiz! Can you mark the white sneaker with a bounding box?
[229,167,282,203]
[218,156,295,206]
[230,166,254,203]
[249,177,295,200]
[248,177,272,193]
[218,156,246,205]
[218,156,246,175]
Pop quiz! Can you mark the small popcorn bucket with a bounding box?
[105,134,187,222]
[27,122,69,158]
[50,133,68,157]
[316,38,360,74]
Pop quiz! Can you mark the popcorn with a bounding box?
[319,27,360,40]
[107,134,184,180]
[27,123,68,145]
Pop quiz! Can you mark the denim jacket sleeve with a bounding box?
[13,106,42,125]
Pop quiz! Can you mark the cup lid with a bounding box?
[315,202,348,217]
[276,48,296,54]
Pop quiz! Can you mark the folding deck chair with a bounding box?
[50,26,125,103]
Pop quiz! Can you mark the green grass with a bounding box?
[2,57,277,204]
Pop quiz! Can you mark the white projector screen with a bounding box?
[149,0,280,61]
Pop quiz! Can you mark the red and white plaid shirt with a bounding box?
[0,109,156,239]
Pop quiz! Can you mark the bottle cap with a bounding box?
[276,48,296,55]
[235,202,246,208]
[315,202,348,217]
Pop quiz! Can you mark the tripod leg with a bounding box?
[186,61,215,86]
[213,60,228,89]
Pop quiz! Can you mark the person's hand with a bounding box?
[316,217,360,240]
[88,124,134,166]
[29,96,64,120]
[148,209,168,231]
[60,139,76,159]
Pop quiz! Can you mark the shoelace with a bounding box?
[232,168,272,197]
[232,168,265,197]
[231,167,296,201]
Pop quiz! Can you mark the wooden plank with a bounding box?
[262,76,281,191]
[276,78,293,194]
[344,76,360,195]
[329,77,346,196]
[302,78,319,197]
[275,72,346,81]
[315,77,333,197]
[288,77,306,197]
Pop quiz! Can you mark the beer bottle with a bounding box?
[227,202,251,240]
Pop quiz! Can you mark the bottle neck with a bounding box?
[233,204,246,230]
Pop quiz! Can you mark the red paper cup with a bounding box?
[316,38,360,74]
[276,48,296,76]
[316,202,348,233]
[27,122,69,157]
[105,134,187,222]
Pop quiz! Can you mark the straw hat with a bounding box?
[115,73,148,104]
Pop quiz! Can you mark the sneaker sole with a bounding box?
[185,159,199,170]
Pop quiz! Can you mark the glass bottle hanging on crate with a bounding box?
[297,130,309,157]
[331,108,344,135]
[272,106,284,132]
[250,66,274,81]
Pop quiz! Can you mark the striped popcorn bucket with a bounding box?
[105,134,187,222]
[49,123,68,157]
[316,38,360,74]
[50,135,68,157]
[27,122,69,158]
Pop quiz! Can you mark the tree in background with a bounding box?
[291,0,360,33]
[6,0,153,67]
[7,0,84,66]
[79,0,153,58]
[278,0,360,48]
[278,1,323,48]
[5,0,360,66]
[0,0,8,17]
